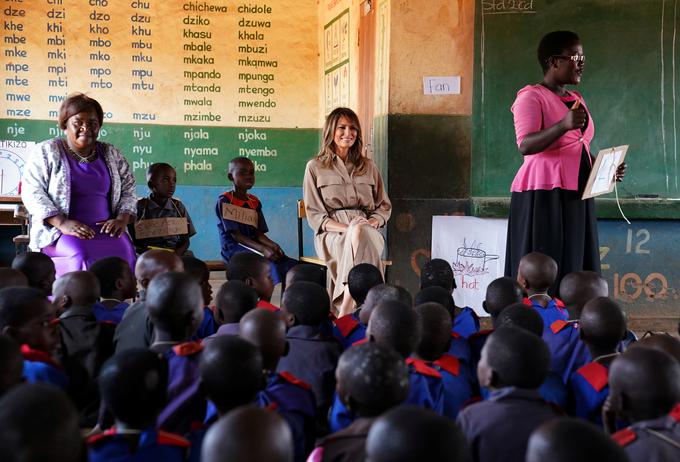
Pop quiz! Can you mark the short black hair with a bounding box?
[146,272,203,338]
[518,252,558,292]
[11,252,55,294]
[89,257,129,298]
[414,286,455,316]
[281,281,330,326]
[0,335,22,396]
[99,349,168,428]
[420,259,455,291]
[228,156,253,174]
[537,31,580,73]
[182,256,209,282]
[486,326,550,388]
[360,284,414,326]
[200,336,263,414]
[58,92,104,129]
[484,277,524,317]
[226,252,269,282]
[337,343,409,417]
[579,297,627,352]
[285,264,326,288]
[366,406,470,462]
[146,162,175,184]
[368,301,421,358]
[215,280,259,324]
[494,302,544,337]
[0,287,49,330]
[414,302,452,360]
[348,263,384,305]
[0,268,28,290]
[558,271,608,316]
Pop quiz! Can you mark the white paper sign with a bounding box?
[431,216,508,316]
[0,140,35,196]
[423,76,461,95]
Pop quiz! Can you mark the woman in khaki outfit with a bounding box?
[303,107,392,315]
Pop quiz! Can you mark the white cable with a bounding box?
[614,181,631,225]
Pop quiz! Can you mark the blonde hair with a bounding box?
[316,107,367,175]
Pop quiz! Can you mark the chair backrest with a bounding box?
[297,199,306,219]
[297,199,305,258]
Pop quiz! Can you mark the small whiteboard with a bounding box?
[582,145,628,199]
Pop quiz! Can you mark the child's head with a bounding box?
[629,334,680,363]
[182,256,213,306]
[227,156,256,191]
[517,252,558,293]
[52,271,101,311]
[335,343,409,418]
[608,347,680,423]
[226,252,274,302]
[0,268,28,289]
[280,281,330,328]
[493,302,544,337]
[200,336,264,415]
[367,300,421,358]
[99,348,168,429]
[420,259,455,292]
[284,264,326,289]
[202,406,292,462]
[526,418,629,462]
[365,407,469,462]
[89,257,136,300]
[348,263,384,306]
[558,271,608,318]
[11,252,56,296]
[135,249,184,290]
[478,326,550,390]
[146,272,204,341]
[414,286,455,317]
[483,276,524,318]
[215,280,259,324]
[359,283,413,326]
[0,384,83,462]
[579,297,626,353]
[239,309,287,372]
[146,162,176,200]
[0,287,58,353]
[413,302,452,361]
[0,336,23,396]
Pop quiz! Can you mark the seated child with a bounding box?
[568,296,626,425]
[146,271,206,434]
[114,249,184,352]
[357,283,413,327]
[0,383,83,462]
[526,418,629,462]
[332,263,383,349]
[517,252,568,327]
[203,280,258,341]
[311,343,409,462]
[629,333,680,363]
[202,406,293,462]
[226,252,278,311]
[182,256,217,339]
[11,251,56,296]
[285,263,326,288]
[53,271,115,425]
[420,258,479,338]
[456,326,559,462]
[559,271,609,320]
[0,287,66,389]
[366,407,470,462]
[240,309,316,462]
[89,256,137,324]
[0,268,28,289]
[0,335,24,396]
[277,282,342,431]
[609,348,680,461]
[130,162,196,256]
[217,156,297,287]
[413,302,474,419]
[88,349,190,462]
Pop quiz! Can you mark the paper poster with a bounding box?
[0,141,35,196]
[582,145,629,199]
[431,216,508,316]
[134,217,188,239]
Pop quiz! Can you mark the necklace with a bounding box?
[63,139,96,164]
[528,292,551,300]
[592,352,620,363]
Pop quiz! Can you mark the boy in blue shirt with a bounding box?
[517,252,569,327]
[90,256,137,324]
[181,256,217,339]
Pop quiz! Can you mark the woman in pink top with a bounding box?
[505,31,625,294]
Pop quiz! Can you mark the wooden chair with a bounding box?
[12,204,29,255]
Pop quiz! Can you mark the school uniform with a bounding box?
[114,296,154,353]
[216,191,297,285]
[456,387,561,462]
[308,417,374,462]
[468,329,494,379]
[452,307,480,339]
[613,404,680,462]
[568,359,612,426]
[432,354,475,419]
[93,301,129,325]
[87,427,190,462]
[194,307,217,339]
[331,313,366,350]
[523,297,569,331]
[130,196,196,255]
[20,344,68,390]
[257,299,281,312]
[201,322,240,344]
[543,319,584,383]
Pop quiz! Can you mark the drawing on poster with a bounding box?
[453,238,499,276]
[0,141,35,196]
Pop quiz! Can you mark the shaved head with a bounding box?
[518,252,558,292]
[136,249,184,288]
[559,271,608,318]
[53,271,100,307]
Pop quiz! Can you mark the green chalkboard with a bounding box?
[472,0,679,198]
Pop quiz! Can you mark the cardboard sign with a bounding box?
[582,145,629,199]
[222,203,259,227]
[134,217,188,239]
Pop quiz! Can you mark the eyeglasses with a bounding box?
[69,119,100,130]
[553,54,585,64]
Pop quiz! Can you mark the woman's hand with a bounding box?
[615,162,627,182]
[97,215,130,238]
[58,219,95,239]
[560,105,587,131]
[367,217,381,229]
[348,216,370,227]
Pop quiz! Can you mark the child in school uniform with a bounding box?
[0,336,23,397]
[11,251,56,297]
[226,251,279,311]
[203,280,258,341]
[216,156,297,286]
[87,349,191,462]
[182,256,217,339]
[517,252,569,326]
[90,256,137,324]
[130,163,196,256]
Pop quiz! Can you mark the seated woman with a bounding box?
[303,107,391,315]
[22,93,137,277]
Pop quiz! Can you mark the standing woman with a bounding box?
[303,107,391,315]
[22,93,137,276]
[505,31,625,293]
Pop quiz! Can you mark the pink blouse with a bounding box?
[510,84,595,192]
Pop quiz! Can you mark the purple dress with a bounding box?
[42,148,136,276]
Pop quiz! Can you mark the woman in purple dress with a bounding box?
[22,93,137,276]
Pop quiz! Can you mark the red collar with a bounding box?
[20,344,62,370]
[223,191,260,209]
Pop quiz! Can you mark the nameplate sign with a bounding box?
[222,203,259,228]
[134,217,188,239]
